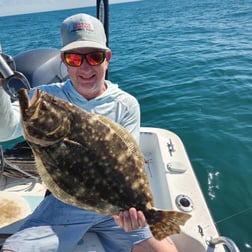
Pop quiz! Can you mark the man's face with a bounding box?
[62,48,111,100]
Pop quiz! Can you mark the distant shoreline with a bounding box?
[0,0,141,17]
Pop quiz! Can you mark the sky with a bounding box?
[0,0,137,17]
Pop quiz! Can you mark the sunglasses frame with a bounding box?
[63,51,106,67]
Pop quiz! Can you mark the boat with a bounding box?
[0,1,240,251]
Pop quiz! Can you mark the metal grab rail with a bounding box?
[207,236,240,252]
[0,53,31,99]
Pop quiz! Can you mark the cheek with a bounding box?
[104,60,109,70]
[99,63,109,76]
[67,67,78,80]
[67,66,74,75]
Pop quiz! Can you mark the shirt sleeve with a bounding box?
[0,84,61,142]
[118,94,141,145]
[0,88,22,141]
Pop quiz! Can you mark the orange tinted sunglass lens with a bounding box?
[65,54,82,67]
[86,52,105,66]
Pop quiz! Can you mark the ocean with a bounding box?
[1,0,252,250]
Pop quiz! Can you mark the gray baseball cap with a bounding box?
[60,13,109,52]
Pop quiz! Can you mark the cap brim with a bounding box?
[60,41,109,52]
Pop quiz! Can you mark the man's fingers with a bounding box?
[136,210,147,228]
[128,207,139,230]
[113,214,122,227]
[114,208,147,232]
[121,210,131,232]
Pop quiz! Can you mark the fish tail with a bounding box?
[146,209,191,240]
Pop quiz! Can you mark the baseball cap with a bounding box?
[60,13,109,52]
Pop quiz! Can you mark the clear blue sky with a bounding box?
[0,0,137,17]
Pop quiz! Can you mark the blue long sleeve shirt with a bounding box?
[0,80,140,143]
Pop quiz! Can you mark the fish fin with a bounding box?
[147,209,191,240]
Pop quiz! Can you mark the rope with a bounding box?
[215,207,252,224]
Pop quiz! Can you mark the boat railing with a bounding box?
[207,236,240,252]
[0,52,31,100]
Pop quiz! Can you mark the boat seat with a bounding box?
[4,48,68,102]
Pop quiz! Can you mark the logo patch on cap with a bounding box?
[71,23,94,33]
[61,13,109,52]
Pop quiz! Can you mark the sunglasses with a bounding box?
[64,51,106,67]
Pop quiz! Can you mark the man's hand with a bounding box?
[114,207,147,232]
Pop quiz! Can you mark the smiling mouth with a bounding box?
[80,74,95,81]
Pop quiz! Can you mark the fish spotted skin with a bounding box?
[18,88,191,240]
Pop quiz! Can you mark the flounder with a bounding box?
[18,88,191,240]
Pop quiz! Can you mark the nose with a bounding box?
[79,58,93,69]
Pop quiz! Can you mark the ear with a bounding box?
[106,50,112,62]
[60,53,66,65]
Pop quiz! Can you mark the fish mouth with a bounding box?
[30,88,40,105]
[18,88,71,147]
[18,88,43,121]
[17,88,30,119]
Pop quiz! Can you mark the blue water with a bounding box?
[1,0,252,250]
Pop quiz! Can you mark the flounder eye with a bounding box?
[41,101,48,111]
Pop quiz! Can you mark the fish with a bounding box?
[17,88,191,240]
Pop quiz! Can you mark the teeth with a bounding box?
[81,76,92,80]
[81,74,95,80]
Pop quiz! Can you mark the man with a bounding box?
[1,13,177,252]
